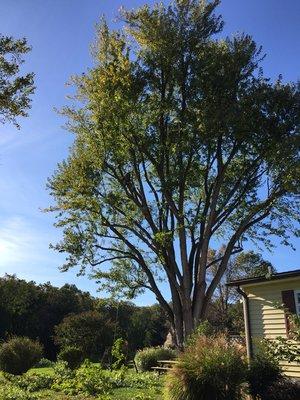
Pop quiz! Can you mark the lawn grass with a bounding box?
[112,387,162,399]
[27,366,55,376]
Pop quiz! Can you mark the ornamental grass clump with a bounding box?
[164,334,247,400]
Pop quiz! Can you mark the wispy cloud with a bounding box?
[0,216,52,267]
[0,215,99,294]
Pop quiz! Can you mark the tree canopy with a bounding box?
[48,0,300,346]
[0,35,34,127]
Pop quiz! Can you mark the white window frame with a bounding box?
[293,290,300,315]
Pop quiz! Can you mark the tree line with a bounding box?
[0,251,273,360]
[0,275,168,360]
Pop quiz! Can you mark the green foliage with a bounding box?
[232,251,276,279]
[134,347,176,372]
[0,275,94,360]
[264,311,300,363]
[48,0,300,345]
[207,249,276,335]
[51,359,161,397]
[127,304,169,354]
[185,320,215,348]
[246,343,300,400]
[255,378,300,400]
[247,346,282,400]
[34,358,54,368]
[164,334,247,400]
[0,385,39,400]
[0,362,162,399]
[0,35,35,127]
[4,372,53,392]
[0,275,168,361]
[0,337,43,375]
[54,310,114,362]
[58,346,84,370]
[111,338,127,369]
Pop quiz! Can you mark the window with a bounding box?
[294,290,300,315]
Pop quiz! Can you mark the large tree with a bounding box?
[0,35,34,127]
[48,0,300,347]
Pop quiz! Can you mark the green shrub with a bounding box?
[247,344,300,400]
[247,348,283,400]
[164,334,247,400]
[0,337,43,375]
[58,346,84,369]
[135,347,176,372]
[260,378,300,400]
[74,360,114,395]
[34,357,54,368]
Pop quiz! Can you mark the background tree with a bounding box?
[207,249,276,333]
[128,304,169,352]
[95,299,168,355]
[54,310,114,362]
[48,0,300,347]
[0,35,34,127]
[0,275,94,359]
[0,274,169,360]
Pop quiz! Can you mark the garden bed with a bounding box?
[0,364,163,400]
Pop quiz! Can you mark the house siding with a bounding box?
[242,277,300,378]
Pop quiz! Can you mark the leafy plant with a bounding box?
[247,346,283,400]
[264,307,300,363]
[58,346,84,370]
[164,334,247,400]
[4,373,53,392]
[122,371,161,389]
[0,385,38,400]
[134,347,176,372]
[111,338,127,369]
[248,343,300,400]
[185,321,215,346]
[0,35,35,127]
[257,378,300,400]
[0,337,43,375]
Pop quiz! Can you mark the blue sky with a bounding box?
[0,0,299,305]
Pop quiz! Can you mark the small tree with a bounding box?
[54,310,114,361]
[48,0,300,347]
[111,338,126,369]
